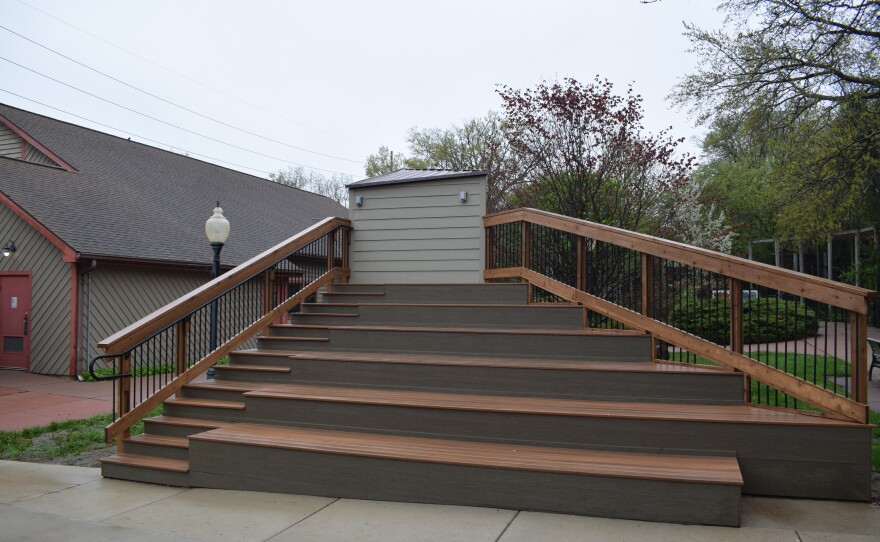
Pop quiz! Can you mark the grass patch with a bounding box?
[0,405,162,461]
[870,409,880,471]
[81,357,230,381]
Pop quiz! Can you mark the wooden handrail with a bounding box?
[99,217,351,353]
[485,209,875,314]
[488,266,868,424]
[104,268,346,442]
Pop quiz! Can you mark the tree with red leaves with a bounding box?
[497,77,695,233]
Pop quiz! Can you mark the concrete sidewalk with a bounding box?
[0,370,112,431]
[0,461,877,542]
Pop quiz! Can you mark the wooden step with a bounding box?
[295,312,359,317]
[222,349,744,404]
[164,398,246,410]
[283,350,725,373]
[297,302,585,329]
[144,415,232,430]
[125,434,189,449]
[186,424,742,526]
[323,292,385,296]
[101,453,189,473]
[271,324,644,337]
[244,384,857,427]
[214,364,291,373]
[261,325,651,361]
[193,424,742,485]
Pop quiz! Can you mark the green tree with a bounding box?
[404,112,525,212]
[268,166,349,206]
[364,146,408,177]
[498,77,694,233]
[673,0,880,240]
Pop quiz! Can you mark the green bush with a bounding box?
[668,296,819,344]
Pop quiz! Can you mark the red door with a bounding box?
[0,274,31,370]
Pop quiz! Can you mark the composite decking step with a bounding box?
[164,398,246,410]
[243,384,860,427]
[294,313,359,317]
[214,364,291,373]
[269,324,643,336]
[323,292,385,296]
[280,350,727,373]
[100,453,189,473]
[124,434,189,449]
[189,424,743,486]
[144,415,232,430]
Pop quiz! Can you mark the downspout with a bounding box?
[75,260,96,379]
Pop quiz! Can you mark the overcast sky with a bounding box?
[2,0,724,181]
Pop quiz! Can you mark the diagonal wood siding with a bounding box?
[82,264,209,370]
[0,203,71,374]
[0,124,23,159]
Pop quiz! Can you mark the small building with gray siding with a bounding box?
[347,170,487,283]
[0,104,346,376]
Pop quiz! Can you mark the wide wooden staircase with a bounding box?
[100,282,870,527]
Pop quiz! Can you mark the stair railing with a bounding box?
[485,208,874,424]
[89,217,351,447]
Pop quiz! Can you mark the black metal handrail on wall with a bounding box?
[92,217,350,443]
[485,208,874,424]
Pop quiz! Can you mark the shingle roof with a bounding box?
[348,169,487,188]
[0,104,347,266]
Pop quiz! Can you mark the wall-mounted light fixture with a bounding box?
[2,240,16,257]
[355,195,364,207]
[459,191,468,203]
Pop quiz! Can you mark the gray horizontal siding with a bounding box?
[0,203,71,375]
[349,178,486,284]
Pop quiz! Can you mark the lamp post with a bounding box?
[205,202,230,379]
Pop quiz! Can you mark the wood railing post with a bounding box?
[175,318,189,375]
[851,312,868,404]
[116,354,131,453]
[641,253,654,354]
[729,278,747,401]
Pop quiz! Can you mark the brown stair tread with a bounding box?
[262,336,330,342]
[245,384,861,427]
[145,415,232,430]
[190,424,742,485]
[101,453,189,473]
[323,292,385,296]
[213,364,291,373]
[165,397,246,410]
[125,434,189,448]
[270,324,643,336]
[305,302,579,308]
[295,313,359,317]
[185,380,277,392]
[281,350,729,374]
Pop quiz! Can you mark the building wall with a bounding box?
[0,124,57,167]
[81,263,209,370]
[0,202,71,375]
[348,176,487,283]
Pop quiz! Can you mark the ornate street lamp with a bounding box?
[205,202,230,379]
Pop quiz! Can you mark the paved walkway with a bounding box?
[0,461,877,542]
[0,370,112,431]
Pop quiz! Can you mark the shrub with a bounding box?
[668,295,819,345]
